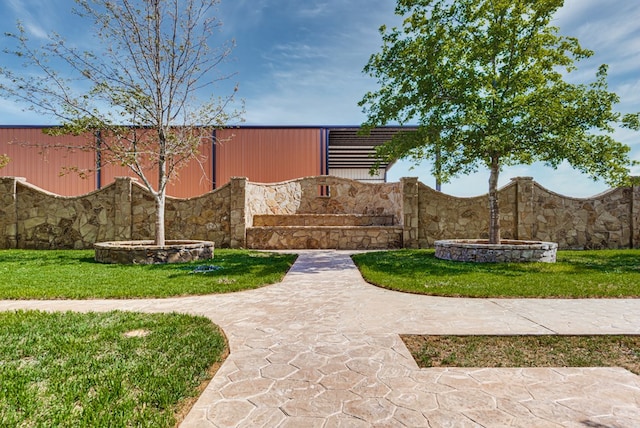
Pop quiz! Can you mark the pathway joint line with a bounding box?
[489,299,559,335]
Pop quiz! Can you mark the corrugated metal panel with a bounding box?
[0,128,96,196]
[100,129,214,198]
[329,168,386,183]
[4,126,414,195]
[0,127,214,198]
[215,128,322,186]
[167,139,214,198]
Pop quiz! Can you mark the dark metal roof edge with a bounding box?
[0,124,419,130]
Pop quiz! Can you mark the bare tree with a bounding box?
[0,0,242,245]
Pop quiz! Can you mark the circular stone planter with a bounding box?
[94,240,214,264]
[434,239,557,263]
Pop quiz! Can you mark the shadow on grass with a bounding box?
[24,249,296,280]
[0,249,297,299]
[0,250,95,264]
[352,249,640,298]
[557,251,640,273]
[357,249,640,277]
[161,251,295,280]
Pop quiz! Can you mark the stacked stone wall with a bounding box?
[525,183,631,249]
[166,184,232,247]
[416,181,517,247]
[1,175,639,250]
[15,181,117,249]
[415,177,636,249]
[130,183,156,241]
[246,179,302,230]
[0,176,238,250]
[435,240,558,263]
[246,226,403,250]
[246,176,402,224]
[0,177,23,248]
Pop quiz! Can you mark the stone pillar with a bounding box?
[632,178,640,248]
[401,177,419,249]
[229,177,247,248]
[512,177,535,241]
[113,177,133,241]
[0,177,25,249]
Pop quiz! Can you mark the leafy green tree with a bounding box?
[0,155,9,170]
[0,0,241,246]
[360,0,638,244]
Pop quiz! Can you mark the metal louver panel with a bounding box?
[328,127,412,170]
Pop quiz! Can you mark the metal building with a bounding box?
[0,125,409,197]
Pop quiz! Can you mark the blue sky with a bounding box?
[1,0,639,196]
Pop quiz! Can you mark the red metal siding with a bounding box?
[100,129,214,198]
[1,127,323,197]
[0,128,96,196]
[215,128,322,186]
[0,127,213,198]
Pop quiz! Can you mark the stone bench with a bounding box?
[246,226,403,250]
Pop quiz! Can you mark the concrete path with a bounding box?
[2,250,640,427]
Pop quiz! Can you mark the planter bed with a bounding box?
[434,239,557,263]
[94,240,214,264]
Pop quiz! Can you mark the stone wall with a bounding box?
[14,180,118,249]
[0,176,239,249]
[1,175,639,250]
[246,176,403,224]
[415,177,636,250]
[165,186,232,246]
[245,179,302,229]
[516,179,633,249]
[416,180,517,247]
[0,177,23,249]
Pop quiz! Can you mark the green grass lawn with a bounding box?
[402,334,640,374]
[0,249,296,299]
[0,310,226,427]
[352,249,640,298]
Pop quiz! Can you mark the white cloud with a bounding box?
[217,0,269,37]
[266,42,329,61]
[553,0,640,83]
[2,0,638,197]
[23,22,48,40]
[297,2,330,18]
[4,0,56,40]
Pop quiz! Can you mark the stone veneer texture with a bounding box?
[434,240,558,263]
[1,175,638,250]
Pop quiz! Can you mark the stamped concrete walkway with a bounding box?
[2,250,640,427]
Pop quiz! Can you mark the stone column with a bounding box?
[632,178,640,248]
[229,177,247,248]
[113,177,133,241]
[512,176,535,241]
[0,177,25,249]
[401,177,419,249]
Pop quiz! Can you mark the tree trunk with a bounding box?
[154,192,166,246]
[488,156,500,244]
[156,126,167,247]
